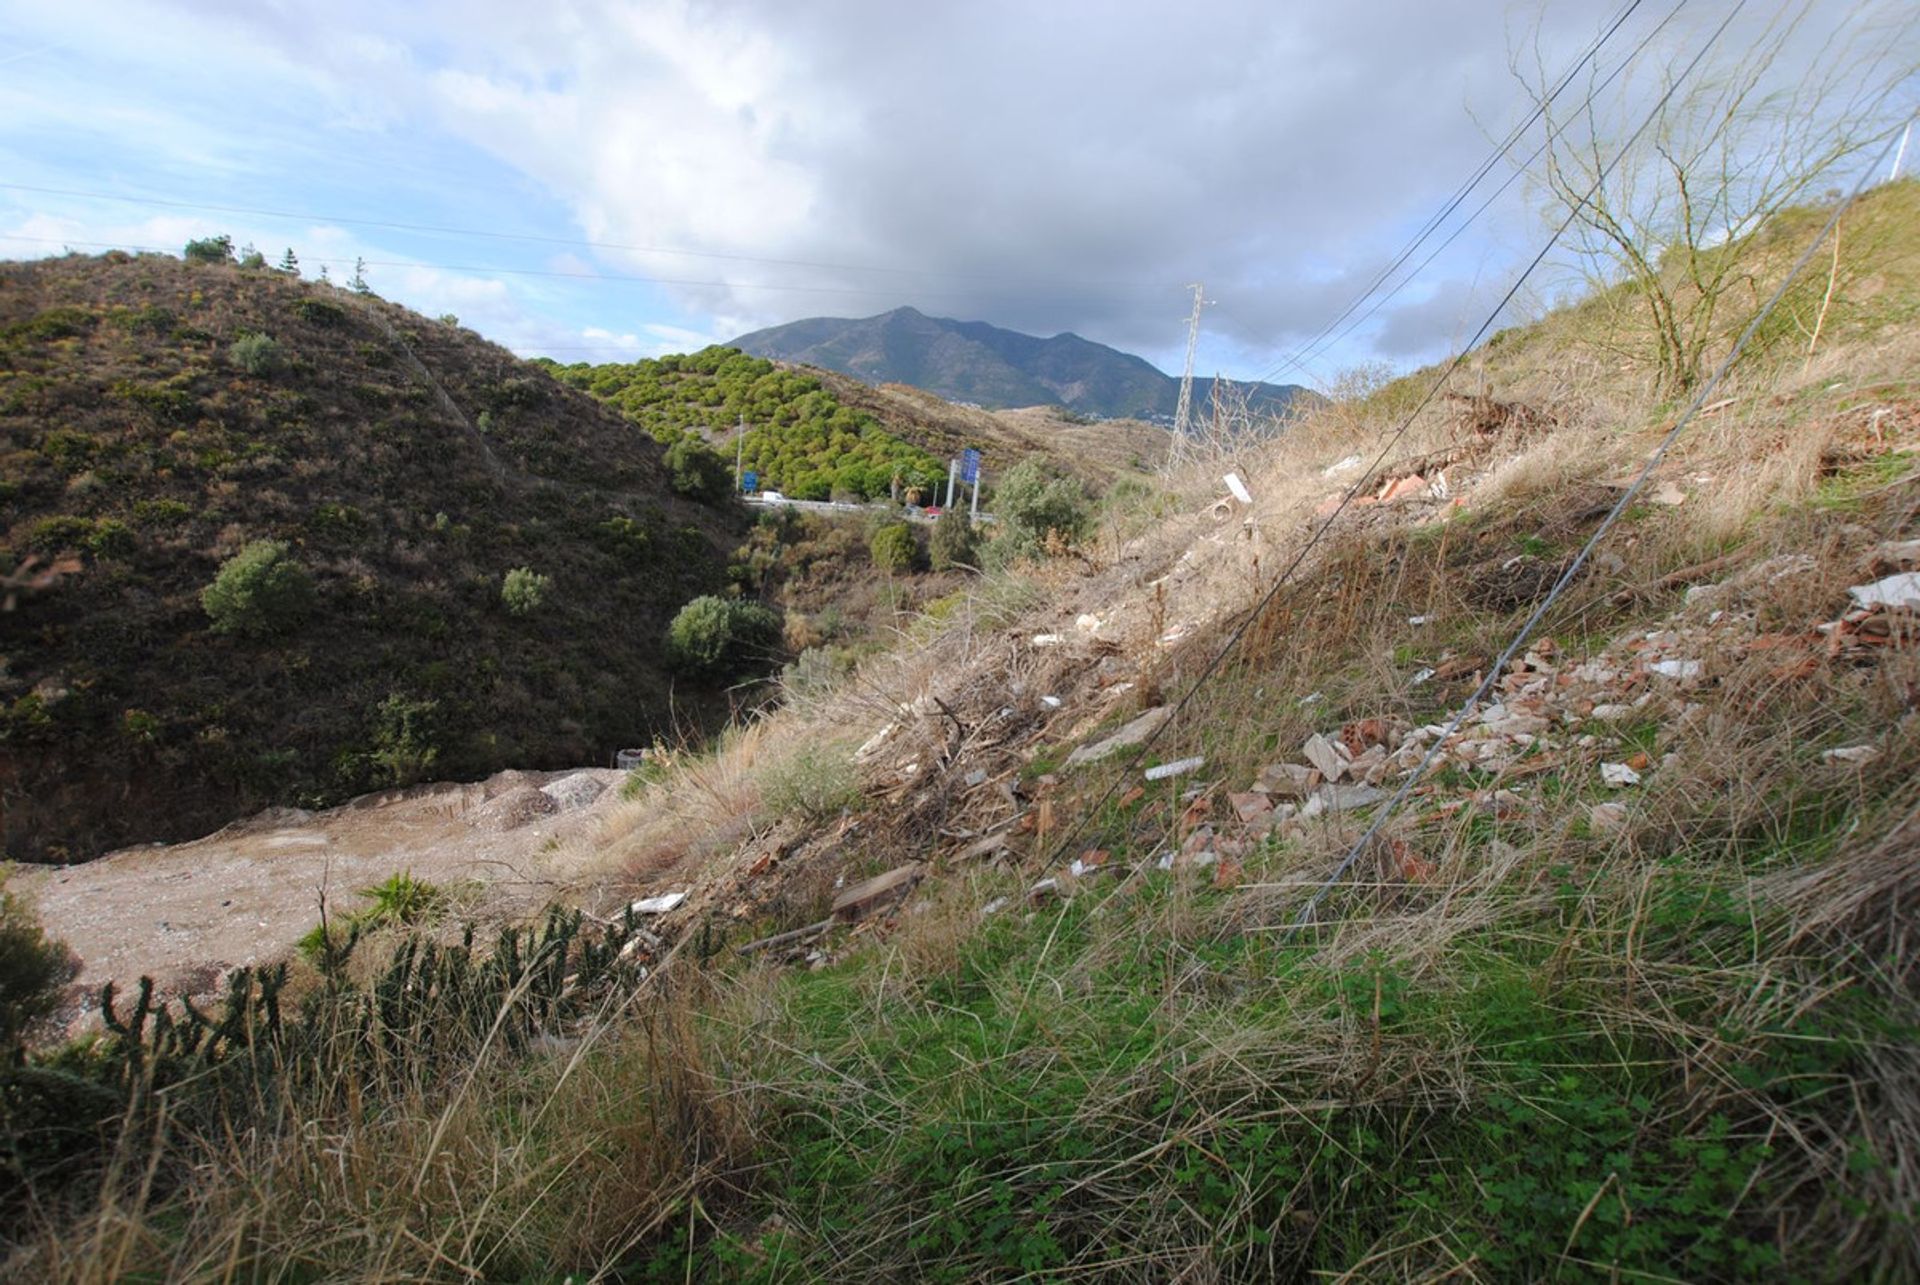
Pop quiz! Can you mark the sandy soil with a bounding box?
[11,766,629,1031]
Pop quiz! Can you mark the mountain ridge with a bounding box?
[730,305,1313,422]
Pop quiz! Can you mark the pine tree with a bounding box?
[278,247,299,275]
[318,264,331,284]
[350,257,371,295]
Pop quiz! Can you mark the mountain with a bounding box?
[729,306,1314,422]
[0,249,744,862]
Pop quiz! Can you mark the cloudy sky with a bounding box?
[1,1,1912,387]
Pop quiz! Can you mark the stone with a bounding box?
[1590,703,1634,721]
[1647,659,1704,680]
[1848,573,1920,612]
[1600,762,1641,788]
[1822,744,1882,766]
[629,892,687,916]
[1064,706,1173,768]
[1229,792,1274,824]
[1588,802,1629,832]
[1255,763,1319,797]
[1302,733,1346,781]
[1318,782,1387,811]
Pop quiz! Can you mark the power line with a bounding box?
[1246,0,1670,391]
[1289,110,1913,933]
[1038,0,1748,876]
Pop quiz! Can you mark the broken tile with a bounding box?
[1228,791,1274,824]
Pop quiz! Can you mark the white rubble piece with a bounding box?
[1041,695,1063,709]
[1064,706,1173,768]
[854,723,898,763]
[1822,745,1882,766]
[1031,633,1066,647]
[1144,756,1205,782]
[1301,733,1346,782]
[1075,613,1106,634]
[1600,763,1642,789]
[1323,454,1362,477]
[1647,659,1704,680]
[1848,573,1920,612]
[1223,472,1254,505]
[628,892,687,916]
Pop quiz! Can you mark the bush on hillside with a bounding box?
[500,566,551,616]
[666,595,780,678]
[928,511,980,571]
[228,332,283,376]
[868,522,919,573]
[985,458,1091,566]
[201,540,312,637]
[664,437,732,503]
[0,892,79,1050]
[182,235,234,266]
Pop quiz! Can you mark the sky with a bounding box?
[1,1,1913,389]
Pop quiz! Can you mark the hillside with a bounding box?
[0,250,743,863]
[7,181,1920,1281]
[731,305,1316,422]
[548,346,948,501]
[806,369,1172,486]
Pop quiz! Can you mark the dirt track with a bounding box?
[11,767,627,1030]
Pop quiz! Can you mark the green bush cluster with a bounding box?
[664,436,733,502]
[666,594,780,677]
[0,892,79,1050]
[500,566,551,616]
[182,235,235,265]
[228,332,283,376]
[986,457,1091,566]
[551,346,942,501]
[201,539,313,637]
[868,521,919,572]
[928,511,980,571]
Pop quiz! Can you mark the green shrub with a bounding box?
[501,566,551,616]
[5,307,94,342]
[0,892,79,1050]
[201,539,312,637]
[23,515,95,554]
[182,234,234,265]
[369,693,440,786]
[295,299,347,328]
[664,436,732,503]
[986,458,1091,566]
[666,594,780,677]
[928,511,980,571]
[759,743,861,821]
[228,332,283,376]
[84,518,135,558]
[868,521,919,573]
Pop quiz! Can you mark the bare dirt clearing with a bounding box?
[11,767,627,1029]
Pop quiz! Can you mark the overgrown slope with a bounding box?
[0,251,742,862]
[6,184,1920,1280]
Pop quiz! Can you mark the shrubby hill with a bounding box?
[0,249,743,862]
[548,347,948,501]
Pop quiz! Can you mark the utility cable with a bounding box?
[1288,109,1915,933]
[1038,0,1748,875]
[1245,0,1665,391]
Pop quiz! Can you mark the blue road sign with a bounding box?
[960,448,981,484]
[742,470,758,492]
